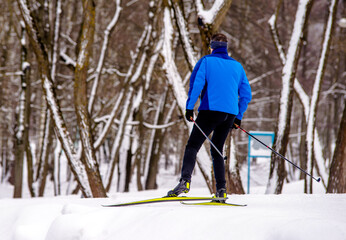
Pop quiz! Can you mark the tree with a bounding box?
[266,0,314,194]
[16,0,102,197]
[305,0,338,192]
[1,0,344,198]
[13,22,31,198]
[327,105,346,193]
[74,0,107,197]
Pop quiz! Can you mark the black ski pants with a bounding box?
[181,110,236,191]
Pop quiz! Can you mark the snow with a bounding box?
[21,61,30,71]
[278,0,311,148]
[195,0,226,24]
[268,3,328,185]
[161,7,213,188]
[43,77,92,197]
[338,18,346,28]
[306,0,337,188]
[88,0,122,113]
[51,0,61,83]
[267,0,313,193]
[0,182,345,240]
[173,1,197,68]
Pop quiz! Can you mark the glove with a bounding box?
[232,118,241,129]
[185,109,194,122]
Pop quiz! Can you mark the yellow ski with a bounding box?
[102,196,227,207]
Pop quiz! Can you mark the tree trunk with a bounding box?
[74,0,107,198]
[145,92,168,189]
[195,0,233,54]
[37,110,53,196]
[17,0,93,197]
[305,0,338,193]
[266,0,314,194]
[13,23,31,198]
[327,105,346,193]
[225,133,245,194]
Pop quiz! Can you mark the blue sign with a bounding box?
[247,131,275,194]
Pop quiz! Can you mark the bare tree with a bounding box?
[1,0,344,198]
[327,104,346,193]
[305,0,338,192]
[13,22,31,198]
[266,0,314,194]
[74,0,107,197]
[17,0,98,197]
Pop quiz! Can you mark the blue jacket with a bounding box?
[186,47,252,120]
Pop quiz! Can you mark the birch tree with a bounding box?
[305,0,338,193]
[266,0,314,194]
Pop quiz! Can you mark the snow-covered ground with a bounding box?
[0,187,345,240]
[1,160,345,240]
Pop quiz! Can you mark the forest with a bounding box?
[0,0,345,198]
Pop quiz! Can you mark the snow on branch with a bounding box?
[268,14,287,65]
[142,120,179,129]
[161,7,212,192]
[170,0,197,70]
[266,0,313,194]
[51,0,62,82]
[17,0,92,197]
[277,0,312,145]
[161,8,187,113]
[195,0,227,24]
[60,51,76,68]
[306,0,338,188]
[88,0,122,113]
[94,90,124,149]
[43,77,92,197]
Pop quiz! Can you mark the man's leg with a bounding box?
[167,111,229,197]
[181,111,217,181]
[210,114,235,190]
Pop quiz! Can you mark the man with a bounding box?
[167,33,252,200]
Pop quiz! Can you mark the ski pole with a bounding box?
[190,117,227,160]
[234,124,321,183]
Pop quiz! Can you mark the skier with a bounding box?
[167,33,252,201]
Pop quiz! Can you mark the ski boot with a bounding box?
[166,179,190,197]
[213,188,227,203]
